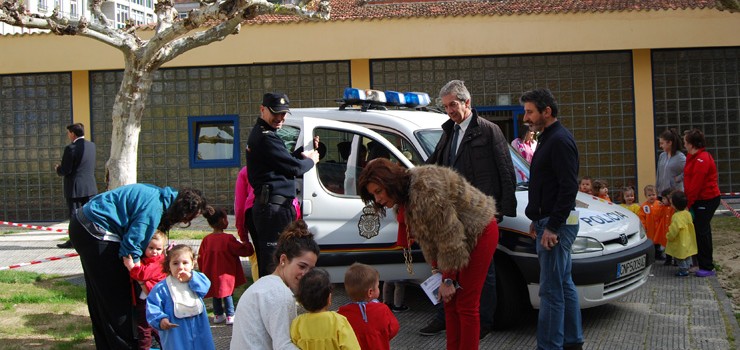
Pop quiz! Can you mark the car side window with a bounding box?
[276,126,300,151]
[369,129,425,165]
[314,128,401,196]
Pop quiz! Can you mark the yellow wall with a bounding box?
[632,49,656,203]
[2,9,739,74]
[71,71,92,140]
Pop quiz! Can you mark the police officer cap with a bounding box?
[262,92,291,114]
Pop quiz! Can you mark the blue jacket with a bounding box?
[147,271,214,350]
[525,120,579,233]
[82,184,177,260]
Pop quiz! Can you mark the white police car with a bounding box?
[280,88,654,327]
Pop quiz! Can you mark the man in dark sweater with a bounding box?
[521,88,583,350]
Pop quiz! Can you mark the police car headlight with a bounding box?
[571,237,604,254]
[639,224,646,239]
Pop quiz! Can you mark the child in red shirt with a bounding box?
[592,179,611,202]
[197,207,253,325]
[123,231,168,350]
[338,263,399,350]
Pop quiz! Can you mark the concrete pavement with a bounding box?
[1,219,738,349]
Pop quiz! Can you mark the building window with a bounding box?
[38,0,47,10]
[116,3,129,28]
[188,115,240,168]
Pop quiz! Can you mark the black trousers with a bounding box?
[69,215,137,350]
[66,196,93,218]
[252,201,296,278]
[692,196,720,271]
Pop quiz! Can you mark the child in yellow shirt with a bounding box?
[619,186,641,216]
[290,268,361,350]
[665,191,697,277]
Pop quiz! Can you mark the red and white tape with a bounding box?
[721,199,740,219]
[0,221,69,234]
[722,192,740,196]
[0,252,79,271]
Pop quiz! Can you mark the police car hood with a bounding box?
[574,192,641,246]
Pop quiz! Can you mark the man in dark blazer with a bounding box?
[424,80,517,339]
[55,123,97,249]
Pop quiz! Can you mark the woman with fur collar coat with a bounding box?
[359,158,499,350]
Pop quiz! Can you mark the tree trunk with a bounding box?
[105,61,154,190]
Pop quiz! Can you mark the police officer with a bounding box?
[246,92,319,278]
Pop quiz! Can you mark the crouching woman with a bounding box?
[358,158,499,350]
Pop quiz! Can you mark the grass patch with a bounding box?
[0,271,93,347]
[167,228,210,240]
[713,216,740,232]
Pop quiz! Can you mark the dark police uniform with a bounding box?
[246,93,315,277]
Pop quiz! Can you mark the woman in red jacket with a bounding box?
[683,128,721,277]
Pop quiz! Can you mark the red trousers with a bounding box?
[444,219,499,350]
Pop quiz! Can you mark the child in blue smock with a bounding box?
[147,244,214,350]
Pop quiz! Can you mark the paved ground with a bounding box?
[1,218,739,349]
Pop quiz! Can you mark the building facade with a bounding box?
[1,0,739,221]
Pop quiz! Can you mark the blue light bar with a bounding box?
[385,91,406,106]
[403,92,430,108]
[343,88,366,102]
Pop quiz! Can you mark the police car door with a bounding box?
[295,117,414,250]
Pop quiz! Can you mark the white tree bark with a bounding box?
[1,0,330,190]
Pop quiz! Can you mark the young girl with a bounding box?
[230,220,320,349]
[291,268,361,349]
[665,191,697,277]
[123,231,168,350]
[592,179,610,201]
[619,187,641,215]
[578,176,593,195]
[147,244,214,350]
[197,207,254,325]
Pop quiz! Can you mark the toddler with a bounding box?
[123,231,168,350]
[665,191,697,277]
[197,207,254,325]
[578,176,593,195]
[639,185,667,260]
[290,268,361,349]
[619,186,641,215]
[338,263,399,350]
[147,244,214,350]
[657,189,676,265]
[592,179,610,201]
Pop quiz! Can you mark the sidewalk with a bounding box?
[1,221,739,349]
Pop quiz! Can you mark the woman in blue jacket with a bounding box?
[69,184,209,350]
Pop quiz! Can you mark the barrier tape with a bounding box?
[0,252,79,271]
[721,192,740,196]
[720,199,740,219]
[0,221,69,234]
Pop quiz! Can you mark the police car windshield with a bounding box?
[415,129,443,157]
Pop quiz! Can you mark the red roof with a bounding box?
[248,0,726,24]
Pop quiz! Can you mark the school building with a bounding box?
[1,0,739,221]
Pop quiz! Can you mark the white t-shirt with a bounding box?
[230,274,299,350]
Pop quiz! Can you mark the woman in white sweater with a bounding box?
[230,220,320,349]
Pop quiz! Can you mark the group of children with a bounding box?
[578,177,697,277]
[124,207,253,350]
[125,205,404,350]
[291,263,401,349]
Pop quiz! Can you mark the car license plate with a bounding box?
[617,255,646,278]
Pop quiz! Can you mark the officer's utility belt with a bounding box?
[268,195,293,205]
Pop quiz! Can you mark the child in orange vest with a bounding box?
[656,189,676,265]
[639,185,667,260]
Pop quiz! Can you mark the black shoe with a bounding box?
[479,327,491,340]
[663,257,673,266]
[419,319,445,335]
[389,304,409,313]
[57,240,73,249]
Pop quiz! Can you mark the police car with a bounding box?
[281,88,655,327]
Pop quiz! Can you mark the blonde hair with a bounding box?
[344,263,379,302]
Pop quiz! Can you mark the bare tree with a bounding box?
[0,0,330,189]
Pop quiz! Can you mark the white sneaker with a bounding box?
[226,315,235,325]
[213,314,227,324]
